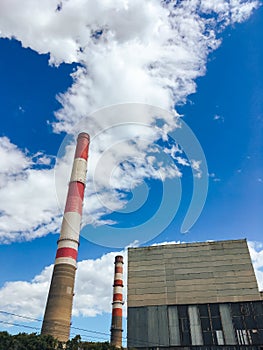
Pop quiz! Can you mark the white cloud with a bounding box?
[0,1,260,242]
[0,250,127,326]
[0,137,30,179]
[209,172,221,182]
[190,159,202,178]
[0,137,63,243]
[151,240,182,246]
[213,114,224,122]
[248,241,263,290]
[18,105,25,113]
[0,0,259,118]
[74,250,127,317]
[0,240,262,328]
[0,133,180,243]
[230,0,259,23]
[0,265,52,323]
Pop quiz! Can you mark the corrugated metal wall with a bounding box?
[188,305,203,345]
[168,306,180,346]
[219,304,236,344]
[127,302,263,348]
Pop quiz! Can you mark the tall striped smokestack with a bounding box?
[41,132,90,342]
[110,255,124,348]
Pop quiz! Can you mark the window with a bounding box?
[178,305,191,346]
[240,303,250,316]
[210,304,220,317]
[198,304,209,318]
[198,304,224,345]
[236,329,250,345]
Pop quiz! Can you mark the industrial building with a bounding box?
[127,239,263,349]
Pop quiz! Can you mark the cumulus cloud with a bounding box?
[0,250,126,327]
[0,137,65,243]
[0,0,260,243]
[74,250,127,317]
[0,137,30,178]
[0,265,52,326]
[0,0,259,120]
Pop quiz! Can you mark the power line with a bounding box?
[0,309,160,347]
[0,320,108,343]
[0,320,39,331]
[0,310,110,337]
[0,311,110,341]
[0,311,39,323]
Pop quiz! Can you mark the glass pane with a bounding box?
[232,316,243,329]
[211,317,222,330]
[178,305,188,318]
[210,304,220,317]
[240,303,250,316]
[200,317,211,331]
[253,301,263,315]
[198,304,209,317]
[231,303,241,316]
[203,331,213,345]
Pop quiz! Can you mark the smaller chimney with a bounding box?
[110,255,124,348]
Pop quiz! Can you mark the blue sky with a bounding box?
[0,0,263,345]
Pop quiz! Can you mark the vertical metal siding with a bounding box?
[128,307,147,348]
[188,305,204,345]
[219,304,237,345]
[168,305,180,346]
[157,305,170,347]
[148,306,159,346]
[138,307,148,348]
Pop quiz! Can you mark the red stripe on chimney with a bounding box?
[115,266,123,273]
[113,293,123,302]
[75,134,90,160]
[114,279,123,287]
[56,247,78,260]
[65,182,85,214]
[112,308,122,317]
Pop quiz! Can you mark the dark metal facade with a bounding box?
[127,240,263,349]
[128,301,263,349]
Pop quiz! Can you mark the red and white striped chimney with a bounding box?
[110,255,124,348]
[41,132,90,342]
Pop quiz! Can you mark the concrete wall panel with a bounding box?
[128,239,260,307]
[168,306,180,346]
